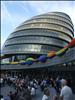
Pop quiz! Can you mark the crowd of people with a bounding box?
[0,73,74,100]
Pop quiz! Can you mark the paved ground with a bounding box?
[1,85,75,100]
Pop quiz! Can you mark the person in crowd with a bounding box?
[42,88,50,100]
[55,76,61,93]
[9,91,14,100]
[60,79,73,100]
[40,79,47,91]
[23,85,32,100]
[48,78,57,100]
[0,77,4,87]
[30,85,36,96]
[0,95,4,100]
[12,92,19,100]
[4,94,11,100]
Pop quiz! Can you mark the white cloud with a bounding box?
[1,2,15,27]
[1,1,29,48]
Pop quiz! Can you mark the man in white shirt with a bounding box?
[42,95,49,100]
[60,79,73,100]
[42,88,50,100]
[31,87,35,96]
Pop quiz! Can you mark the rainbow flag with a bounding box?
[56,47,68,56]
[47,51,56,58]
[68,38,75,48]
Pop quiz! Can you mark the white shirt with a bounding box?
[60,85,73,100]
[1,99,4,100]
[0,78,3,83]
[31,87,35,96]
[42,95,49,100]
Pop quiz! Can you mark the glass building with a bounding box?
[2,12,74,62]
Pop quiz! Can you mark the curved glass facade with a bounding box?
[30,15,73,27]
[2,12,74,61]
[8,29,72,42]
[4,36,68,46]
[23,18,73,32]
[15,23,73,37]
[2,44,60,54]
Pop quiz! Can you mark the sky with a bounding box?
[1,1,75,49]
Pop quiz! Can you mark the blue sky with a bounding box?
[1,1,75,49]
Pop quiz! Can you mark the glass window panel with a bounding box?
[16,23,73,37]
[4,35,68,48]
[24,18,73,32]
[7,29,71,43]
[32,15,73,26]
